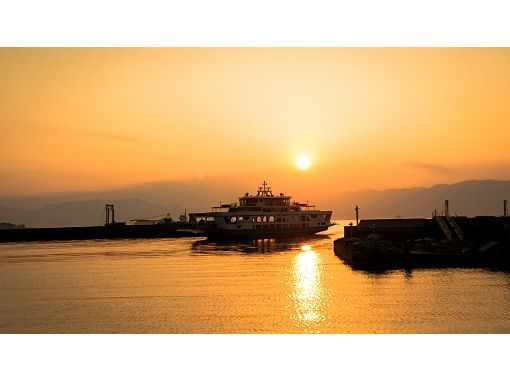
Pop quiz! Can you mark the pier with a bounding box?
[0,204,204,242]
[335,203,510,269]
[0,223,203,243]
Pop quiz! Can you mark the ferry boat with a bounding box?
[189,181,332,238]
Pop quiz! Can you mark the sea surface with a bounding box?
[1,221,510,333]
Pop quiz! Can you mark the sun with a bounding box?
[295,155,312,170]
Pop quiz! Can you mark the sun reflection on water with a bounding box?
[293,244,324,330]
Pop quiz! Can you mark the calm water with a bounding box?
[1,221,510,333]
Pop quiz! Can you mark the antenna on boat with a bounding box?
[258,180,273,196]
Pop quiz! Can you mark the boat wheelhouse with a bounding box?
[189,181,332,238]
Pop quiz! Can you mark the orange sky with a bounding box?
[1,48,509,196]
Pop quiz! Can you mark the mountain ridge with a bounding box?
[1,178,509,227]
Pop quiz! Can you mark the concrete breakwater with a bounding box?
[334,216,510,269]
[0,222,203,243]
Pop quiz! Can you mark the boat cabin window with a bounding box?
[225,216,238,224]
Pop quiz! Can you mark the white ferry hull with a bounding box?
[200,224,331,239]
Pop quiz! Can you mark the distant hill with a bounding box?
[0,178,250,227]
[0,177,249,211]
[1,178,509,227]
[0,199,167,228]
[330,179,510,219]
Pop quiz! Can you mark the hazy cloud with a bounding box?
[403,161,452,175]
[6,119,139,143]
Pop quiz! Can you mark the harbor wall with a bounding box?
[344,216,510,242]
[344,218,443,241]
[0,223,201,242]
[336,216,510,269]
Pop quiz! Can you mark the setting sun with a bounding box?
[295,155,312,170]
